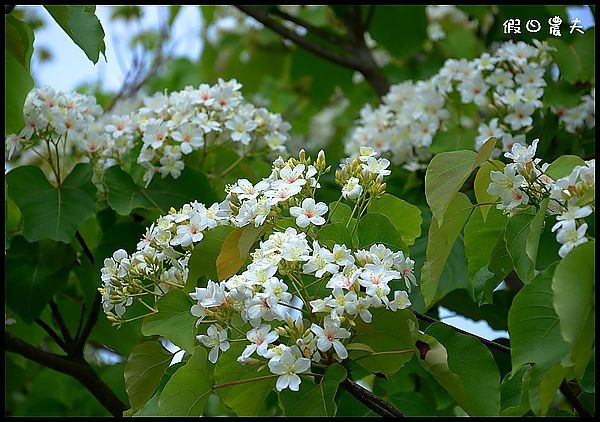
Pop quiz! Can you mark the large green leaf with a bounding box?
[141,290,196,352]
[425,137,495,225]
[6,163,96,243]
[369,6,427,59]
[104,166,217,215]
[508,264,570,375]
[504,199,548,284]
[316,222,353,249]
[124,341,173,411]
[464,206,508,283]
[422,323,501,416]
[527,362,569,416]
[5,236,77,323]
[279,364,346,416]
[500,367,531,416]
[548,28,595,84]
[438,27,483,59]
[551,241,595,374]
[5,15,34,136]
[328,201,352,224]
[472,227,513,305]
[544,155,586,180]
[421,193,472,309]
[213,344,276,416]
[367,193,422,246]
[357,213,407,252]
[44,6,106,63]
[350,308,417,378]
[158,347,214,416]
[473,160,504,222]
[187,225,234,288]
[430,127,477,154]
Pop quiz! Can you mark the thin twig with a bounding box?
[49,300,73,345]
[35,318,68,352]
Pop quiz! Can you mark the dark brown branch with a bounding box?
[49,300,73,346]
[236,5,390,97]
[35,318,68,352]
[5,332,127,417]
[236,6,357,69]
[414,311,510,354]
[413,311,590,417]
[363,5,376,31]
[560,380,591,418]
[341,378,404,417]
[76,230,95,266]
[270,7,353,48]
[74,230,101,347]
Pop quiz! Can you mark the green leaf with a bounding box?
[472,228,513,305]
[421,193,472,309]
[527,363,569,416]
[279,364,346,416]
[5,236,77,323]
[216,227,246,281]
[544,155,586,180]
[104,166,217,216]
[548,28,595,83]
[124,341,173,411]
[141,290,196,352]
[357,213,407,252]
[425,137,495,225]
[504,199,548,284]
[350,308,417,378]
[474,160,504,221]
[508,265,570,375]
[438,27,483,59]
[369,6,427,59]
[500,367,530,416]
[44,6,106,63]
[367,193,422,246]
[430,127,478,154]
[422,323,501,416]
[551,241,595,371]
[214,344,275,416]
[316,222,353,249]
[6,163,96,243]
[464,206,508,282]
[158,346,214,416]
[187,226,234,287]
[328,201,352,224]
[5,15,34,136]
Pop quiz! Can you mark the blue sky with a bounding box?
[18,5,595,343]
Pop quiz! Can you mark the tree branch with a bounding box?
[35,318,68,352]
[49,300,74,347]
[341,378,404,417]
[413,311,591,417]
[5,332,127,417]
[270,7,353,48]
[236,6,357,69]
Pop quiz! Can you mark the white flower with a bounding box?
[197,324,230,363]
[504,102,534,131]
[303,241,339,278]
[290,198,328,228]
[310,317,351,359]
[332,244,355,266]
[504,139,540,165]
[551,205,593,232]
[268,348,311,392]
[387,290,411,311]
[231,179,270,201]
[361,157,391,177]
[556,221,588,258]
[171,215,207,247]
[242,324,279,358]
[171,122,204,154]
[342,177,363,199]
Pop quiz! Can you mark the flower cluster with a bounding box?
[5,87,103,179]
[345,39,593,170]
[487,137,595,258]
[100,148,416,392]
[552,88,595,134]
[97,79,291,186]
